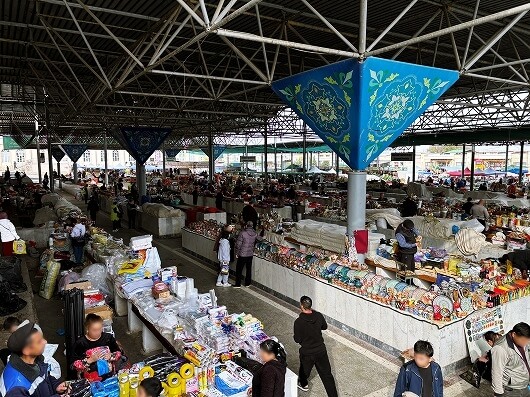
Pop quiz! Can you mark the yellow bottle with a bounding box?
[507,260,513,275]
[129,375,139,397]
[118,373,130,397]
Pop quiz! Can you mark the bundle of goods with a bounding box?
[185,220,225,240]
[290,219,347,253]
[141,203,184,218]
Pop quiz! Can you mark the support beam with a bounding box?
[45,98,54,192]
[136,163,146,198]
[216,29,358,58]
[463,12,528,71]
[162,143,166,178]
[347,171,367,263]
[505,143,509,175]
[367,0,418,52]
[519,141,524,183]
[264,123,268,186]
[412,146,416,182]
[302,124,307,179]
[470,144,476,191]
[103,131,108,186]
[208,130,214,184]
[359,0,368,54]
[461,144,466,182]
[300,0,358,53]
[57,161,62,189]
[367,4,530,56]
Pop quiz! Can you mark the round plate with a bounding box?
[386,280,400,290]
[432,295,454,315]
[395,282,408,292]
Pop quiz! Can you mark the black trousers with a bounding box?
[128,211,136,229]
[398,252,415,272]
[235,256,253,287]
[298,349,338,397]
[112,220,120,230]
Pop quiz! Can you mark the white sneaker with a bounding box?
[223,283,231,287]
[216,283,223,287]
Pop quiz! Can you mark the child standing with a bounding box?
[216,230,231,287]
[393,340,443,397]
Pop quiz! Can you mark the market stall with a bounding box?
[37,217,300,397]
[182,217,530,374]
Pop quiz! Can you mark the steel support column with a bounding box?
[519,141,524,183]
[302,124,307,178]
[35,93,42,184]
[412,146,416,182]
[336,153,340,176]
[264,123,268,186]
[103,131,108,186]
[57,161,62,189]
[505,143,509,176]
[73,163,77,186]
[162,143,166,178]
[461,144,466,178]
[136,163,146,198]
[45,98,54,192]
[208,131,214,183]
[359,0,368,54]
[347,171,366,262]
[470,144,476,190]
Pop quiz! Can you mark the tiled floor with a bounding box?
[48,189,491,396]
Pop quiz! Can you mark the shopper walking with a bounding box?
[70,218,86,265]
[0,212,19,257]
[87,196,100,224]
[216,229,231,287]
[252,339,287,397]
[110,200,122,232]
[294,296,338,396]
[234,221,258,288]
[395,219,421,273]
[242,199,259,229]
[491,322,530,397]
[393,340,443,397]
[0,321,68,397]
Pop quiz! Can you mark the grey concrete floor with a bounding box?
[25,189,490,396]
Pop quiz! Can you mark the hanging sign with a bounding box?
[165,148,181,159]
[272,57,458,170]
[200,146,226,161]
[391,152,414,162]
[240,156,257,163]
[61,144,88,163]
[51,146,66,162]
[119,127,171,165]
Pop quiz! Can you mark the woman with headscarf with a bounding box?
[0,212,19,256]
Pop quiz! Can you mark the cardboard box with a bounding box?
[65,280,92,291]
[85,304,113,321]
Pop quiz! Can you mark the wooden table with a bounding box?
[365,258,437,284]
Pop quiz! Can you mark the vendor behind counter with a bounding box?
[501,251,530,279]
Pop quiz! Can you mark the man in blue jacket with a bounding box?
[0,321,68,397]
[394,340,443,397]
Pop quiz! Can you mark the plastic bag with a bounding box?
[58,271,81,292]
[43,343,61,379]
[13,240,26,255]
[39,260,61,299]
[81,264,113,298]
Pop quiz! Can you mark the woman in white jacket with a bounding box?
[0,212,19,256]
[216,229,231,287]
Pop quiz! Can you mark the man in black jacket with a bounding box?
[294,296,338,397]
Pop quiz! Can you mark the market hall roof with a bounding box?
[2,0,530,149]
